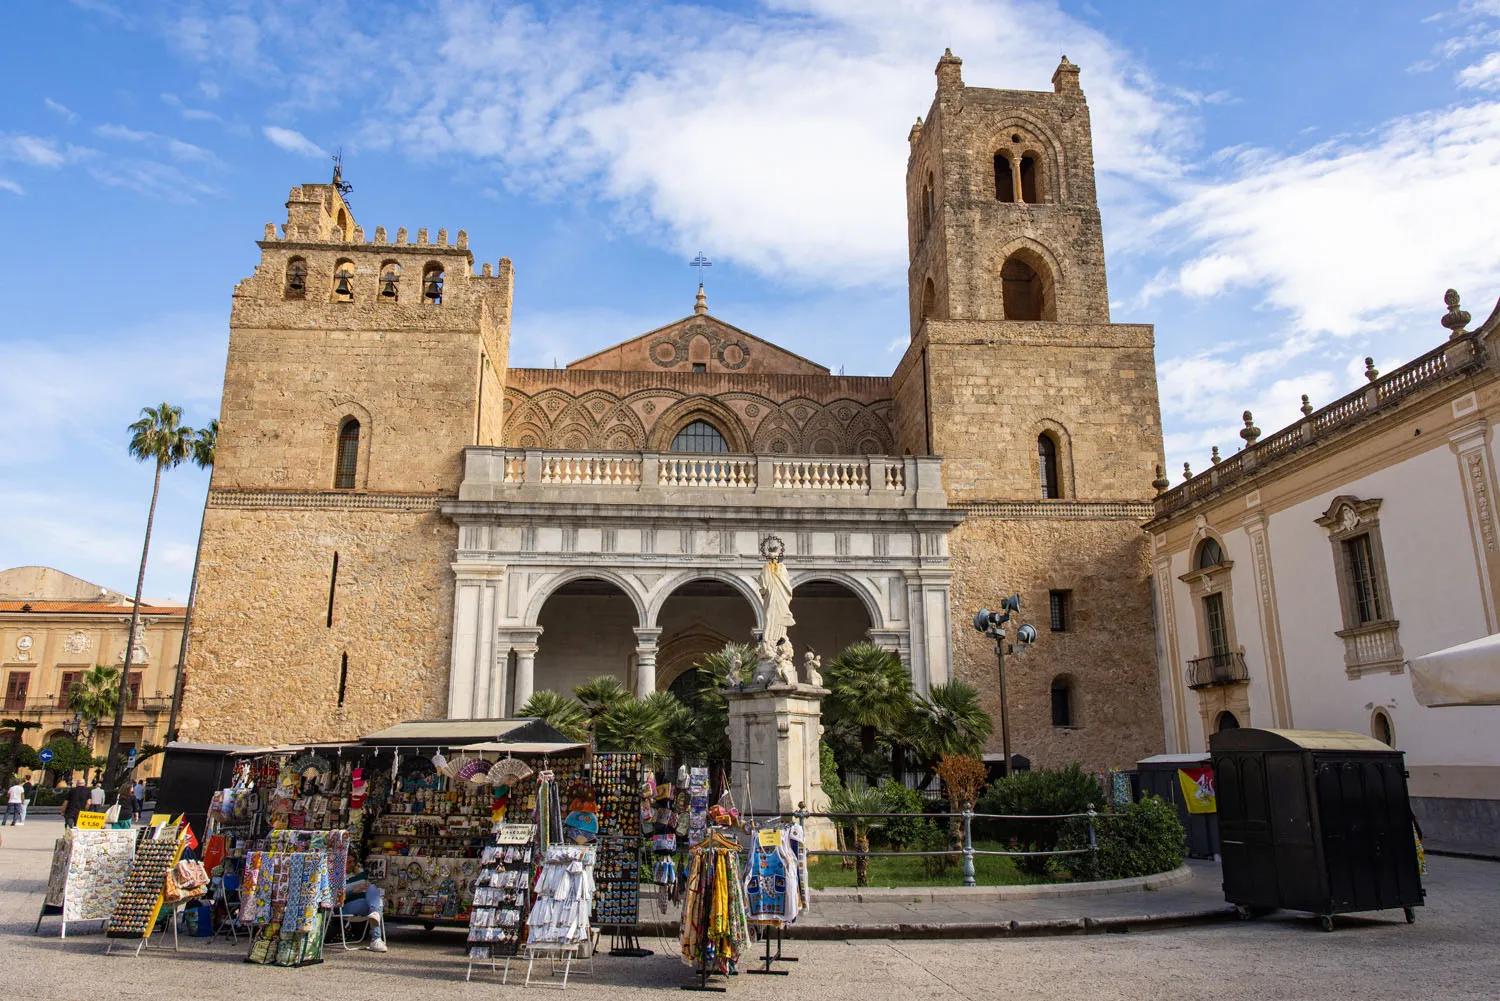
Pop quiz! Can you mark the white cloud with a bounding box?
[0,132,93,168]
[0,178,22,195]
[96,123,150,142]
[1151,102,1500,336]
[44,97,79,123]
[263,125,327,158]
[1460,50,1500,88]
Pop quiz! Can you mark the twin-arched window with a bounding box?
[670,420,728,453]
[995,148,1044,204]
[335,418,360,489]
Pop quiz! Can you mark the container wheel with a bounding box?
[424,923,435,932]
[1319,915,1334,932]
[1235,905,1254,921]
[1404,907,1416,924]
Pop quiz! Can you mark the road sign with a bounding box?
[38,748,54,764]
[126,748,137,769]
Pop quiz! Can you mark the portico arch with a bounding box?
[532,577,642,701]
[787,576,877,667]
[523,567,648,627]
[654,577,760,691]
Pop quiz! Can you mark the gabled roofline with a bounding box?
[565,312,832,374]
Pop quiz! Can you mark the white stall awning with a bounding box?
[1409,633,1500,707]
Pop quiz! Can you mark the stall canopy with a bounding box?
[1409,633,1500,707]
[356,717,576,748]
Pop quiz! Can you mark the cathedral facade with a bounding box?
[180,53,1167,771]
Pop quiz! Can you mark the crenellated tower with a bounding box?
[179,176,514,744]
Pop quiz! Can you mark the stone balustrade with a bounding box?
[457,448,948,509]
[1153,333,1482,519]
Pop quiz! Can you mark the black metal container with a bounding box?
[1210,728,1424,930]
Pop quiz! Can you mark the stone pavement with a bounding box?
[4,816,1498,1000]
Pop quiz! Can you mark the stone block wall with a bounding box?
[948,514,1162,770]
[178,503,454,745]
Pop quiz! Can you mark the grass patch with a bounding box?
[808,841,1047,889]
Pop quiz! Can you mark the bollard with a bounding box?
[1087,803,1098,872]
[961,807,976,887]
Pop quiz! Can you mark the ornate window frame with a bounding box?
[1315,495,1403,677]
[1179,532,1239,661]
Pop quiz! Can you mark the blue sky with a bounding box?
[4,0,1500,601]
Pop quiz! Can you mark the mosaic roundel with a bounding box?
[744,403,760,417]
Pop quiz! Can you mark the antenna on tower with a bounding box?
[331,147,354,203]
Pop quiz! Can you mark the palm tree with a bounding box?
[825,642,912,756]
[0,718,41,786]
[595,697,672,756]
[904,681,993,778]
[68,665,122,744]
[517,690,590,743]
[166,417,217,743]
[573,676,630,721]
[105,403,194,795]
[828,783,886,887]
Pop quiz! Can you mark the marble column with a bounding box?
[633,627,662,697]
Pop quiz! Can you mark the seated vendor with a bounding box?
[341,863,387,952]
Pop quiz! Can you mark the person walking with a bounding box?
[132,779,145,821]
[89,778,105,810]
[20,778,33,825]
[64,780,90,827]
[4,779,23,826]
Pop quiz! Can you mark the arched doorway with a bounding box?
[655,579,759,691]
[534,578,640,700]
[1214,710,1240,733]
[788,579,874,667]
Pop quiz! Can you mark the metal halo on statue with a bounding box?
[759,535,786,562]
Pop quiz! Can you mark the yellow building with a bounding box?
[1,566,185,780]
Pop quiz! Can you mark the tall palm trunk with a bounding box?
[165,495,209,743]
[104,459,162,797]
[854,829,870,887]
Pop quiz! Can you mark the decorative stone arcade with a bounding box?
[440,448,963,717]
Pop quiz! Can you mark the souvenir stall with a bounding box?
[743,821,808,973]
[34,828,139,938]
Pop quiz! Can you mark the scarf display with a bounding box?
[526,844,597,946]
[679,830,750,974]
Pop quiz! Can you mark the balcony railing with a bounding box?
[5,696,171,715]
[1154,333,1482,519]
[1187,651,1250,689]
[456,448,949,510]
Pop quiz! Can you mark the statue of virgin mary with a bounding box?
[758,536,795,650]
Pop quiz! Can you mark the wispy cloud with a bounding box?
[263,125,326,158]
[0,132,94,168]
[161,92,221,122]
[0,178,23,195]
[94,123,219,165]
[44,97,79,123]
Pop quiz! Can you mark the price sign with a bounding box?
[76,811,107,830]
[757,829,782,848]
[496,823,537,845]
[38,748,54,764]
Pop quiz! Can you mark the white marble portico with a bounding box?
[440,449,964,718]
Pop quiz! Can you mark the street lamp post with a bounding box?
[973,596,1038,778]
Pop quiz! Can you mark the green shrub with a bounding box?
[974,764,1103,876]
[877,779,935,851]
[1053,794,1185,881]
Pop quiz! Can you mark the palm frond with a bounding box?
[594,698,671,757]
[128,402,194,470]
[517,690,590,742]
[573,676,630,718]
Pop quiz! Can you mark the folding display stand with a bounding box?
[105,827,186,957]
[465,823,537,983]
[746,925,797,975]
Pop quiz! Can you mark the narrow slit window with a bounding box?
[1049,590,1071,632]
[1050,677,1073,727]
[337,653,348,707]
[1038,433,1060,498]
[335,418,360,489]
[326,551,339,627]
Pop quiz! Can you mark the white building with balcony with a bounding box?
[1145,292,1500,855]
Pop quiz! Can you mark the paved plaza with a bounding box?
[2,816,1496,1000]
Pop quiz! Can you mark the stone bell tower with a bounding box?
[889,52,1168,772]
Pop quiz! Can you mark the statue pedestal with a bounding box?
[726,683,837,852]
